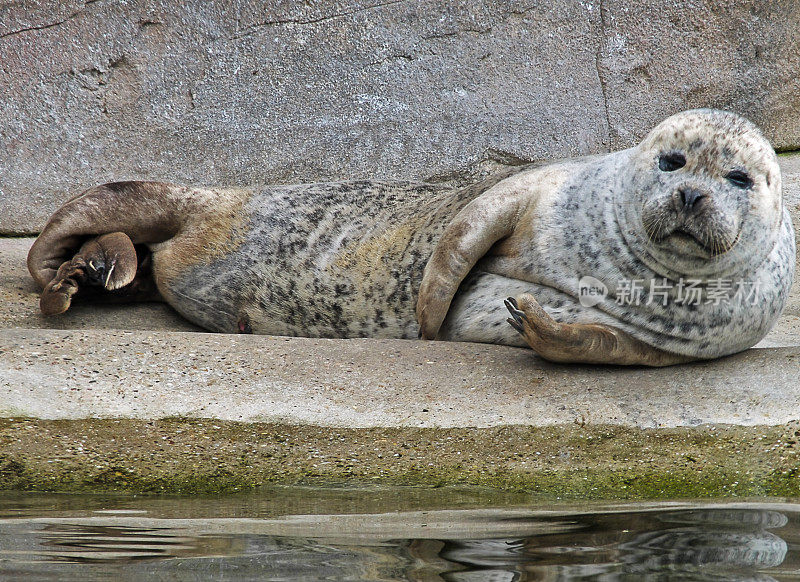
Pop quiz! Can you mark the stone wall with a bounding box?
[1,0,799,233]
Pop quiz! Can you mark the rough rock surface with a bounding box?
[2,0,799,233]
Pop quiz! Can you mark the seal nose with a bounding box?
[675,187,707,212]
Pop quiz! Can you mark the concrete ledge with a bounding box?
[2,328,800,429]
[3,231,798,430]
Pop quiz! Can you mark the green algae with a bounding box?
[1,418,798,499]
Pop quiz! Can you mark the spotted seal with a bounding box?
[28,109,795,365]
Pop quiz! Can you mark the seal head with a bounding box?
[618,109,784,280]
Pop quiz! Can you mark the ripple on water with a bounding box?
[0,491,798,581]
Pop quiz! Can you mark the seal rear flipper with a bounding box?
[38,232,168,316]
[30,180,250,324]
[27,181,185,290]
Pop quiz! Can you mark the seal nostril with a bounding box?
[679,187,706,210]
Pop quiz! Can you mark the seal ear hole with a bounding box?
[725,170,753,189]
[658,152,686,172]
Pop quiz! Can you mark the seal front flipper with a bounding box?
[416,172,541,339]
[505,294,695,367]
[39,232,138,316]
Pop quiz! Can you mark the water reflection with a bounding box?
[40,524,237,563]
[0,497,796,581]
[433,508,790,581]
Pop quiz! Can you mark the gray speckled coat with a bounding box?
[158,148,793,358]
[28,110,796,360]
[157,173,516,340]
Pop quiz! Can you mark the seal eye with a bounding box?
[658,152,686,172]
[725,170,753,189]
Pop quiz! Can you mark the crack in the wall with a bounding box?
[593,0,613,148]
[366,53,414,67]
[505,4,540,18]
[421,26,493,41]
[0,1,95,40]
[233,0,407,39]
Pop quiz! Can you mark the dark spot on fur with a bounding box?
[103,181,141,193]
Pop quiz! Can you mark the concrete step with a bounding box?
[3,234,800,428]
[2,327,800,428]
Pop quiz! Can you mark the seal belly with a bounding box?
[154,180,459,338]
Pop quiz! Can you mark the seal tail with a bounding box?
[27,181,187,288]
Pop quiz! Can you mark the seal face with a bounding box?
[600,110,795,357]
[619,109,784,279]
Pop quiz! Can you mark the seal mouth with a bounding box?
[642,203,740,259]
[657,226,740,259]
[668,228,704,247]
[662,228,713,258]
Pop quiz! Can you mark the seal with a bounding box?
[28,109,795,365]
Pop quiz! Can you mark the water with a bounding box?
[0,489,799,581]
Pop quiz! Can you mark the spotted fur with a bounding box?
[422,109,795,358]
[28,110,794,359]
